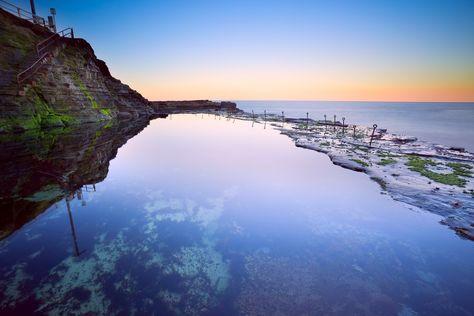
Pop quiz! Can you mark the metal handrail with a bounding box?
[58,27,74,38]
[36,32,60,56]
[17,51,51,86]
[36,28,74,57]
[0,0,46,26]
[0,0,33,20]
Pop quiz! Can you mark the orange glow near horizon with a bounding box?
[119,66,474,102]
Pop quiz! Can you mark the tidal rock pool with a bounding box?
[1,114,473,315]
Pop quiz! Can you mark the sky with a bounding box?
[17,0,474,101]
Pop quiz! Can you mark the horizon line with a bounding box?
[152,98,474,104]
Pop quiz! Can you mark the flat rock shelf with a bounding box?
[209,110,474,241]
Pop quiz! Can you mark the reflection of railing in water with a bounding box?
[64,184,96,257]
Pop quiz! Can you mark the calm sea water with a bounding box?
[237,101,474,152]
[1,115,474,315]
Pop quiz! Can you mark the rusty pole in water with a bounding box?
[369,124,378,147]
[66,198,80,257]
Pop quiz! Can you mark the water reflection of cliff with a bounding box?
[0,117,160,240]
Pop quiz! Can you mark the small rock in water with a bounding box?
[451,201,462,208]
[449,147,465,152]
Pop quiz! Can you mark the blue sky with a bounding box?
[17,0,474,101]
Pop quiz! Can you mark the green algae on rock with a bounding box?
[406,156,470,187]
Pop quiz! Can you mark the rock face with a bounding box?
[0,8,154,132]
[151,100,239,113]
[0,118,156,240]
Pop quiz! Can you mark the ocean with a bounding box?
[236,101,474,152]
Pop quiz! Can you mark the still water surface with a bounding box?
[1,114,474,315]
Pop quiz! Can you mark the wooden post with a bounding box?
[264,110,266,121]
[353,125,356,138]
[342,117,345,135]
[369,124,378,147]
[333,115,336,132]
[306,112,309,128]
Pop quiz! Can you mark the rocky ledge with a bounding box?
[151,100,240,114]
[227,111,474,241]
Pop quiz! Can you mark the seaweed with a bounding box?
[351,159,369,167]
[406,156,469,187]
[377,158,397,166]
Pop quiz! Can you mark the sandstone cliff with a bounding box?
[0,8,154,132]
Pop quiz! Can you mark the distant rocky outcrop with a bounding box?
[0,8,154,132]
[152,100,239,114]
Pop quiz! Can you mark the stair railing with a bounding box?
[17,27,75,89]
[17,51,52,87]
[36,27,74,56]
[58,27,74,39]
[36,33,60,57]
[0,0,46,26]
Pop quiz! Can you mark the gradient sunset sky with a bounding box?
[22,0,474,101]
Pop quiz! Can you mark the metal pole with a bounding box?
[29,0,36,17]
[369,124,378,147]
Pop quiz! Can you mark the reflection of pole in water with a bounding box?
[66,197,81,257]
